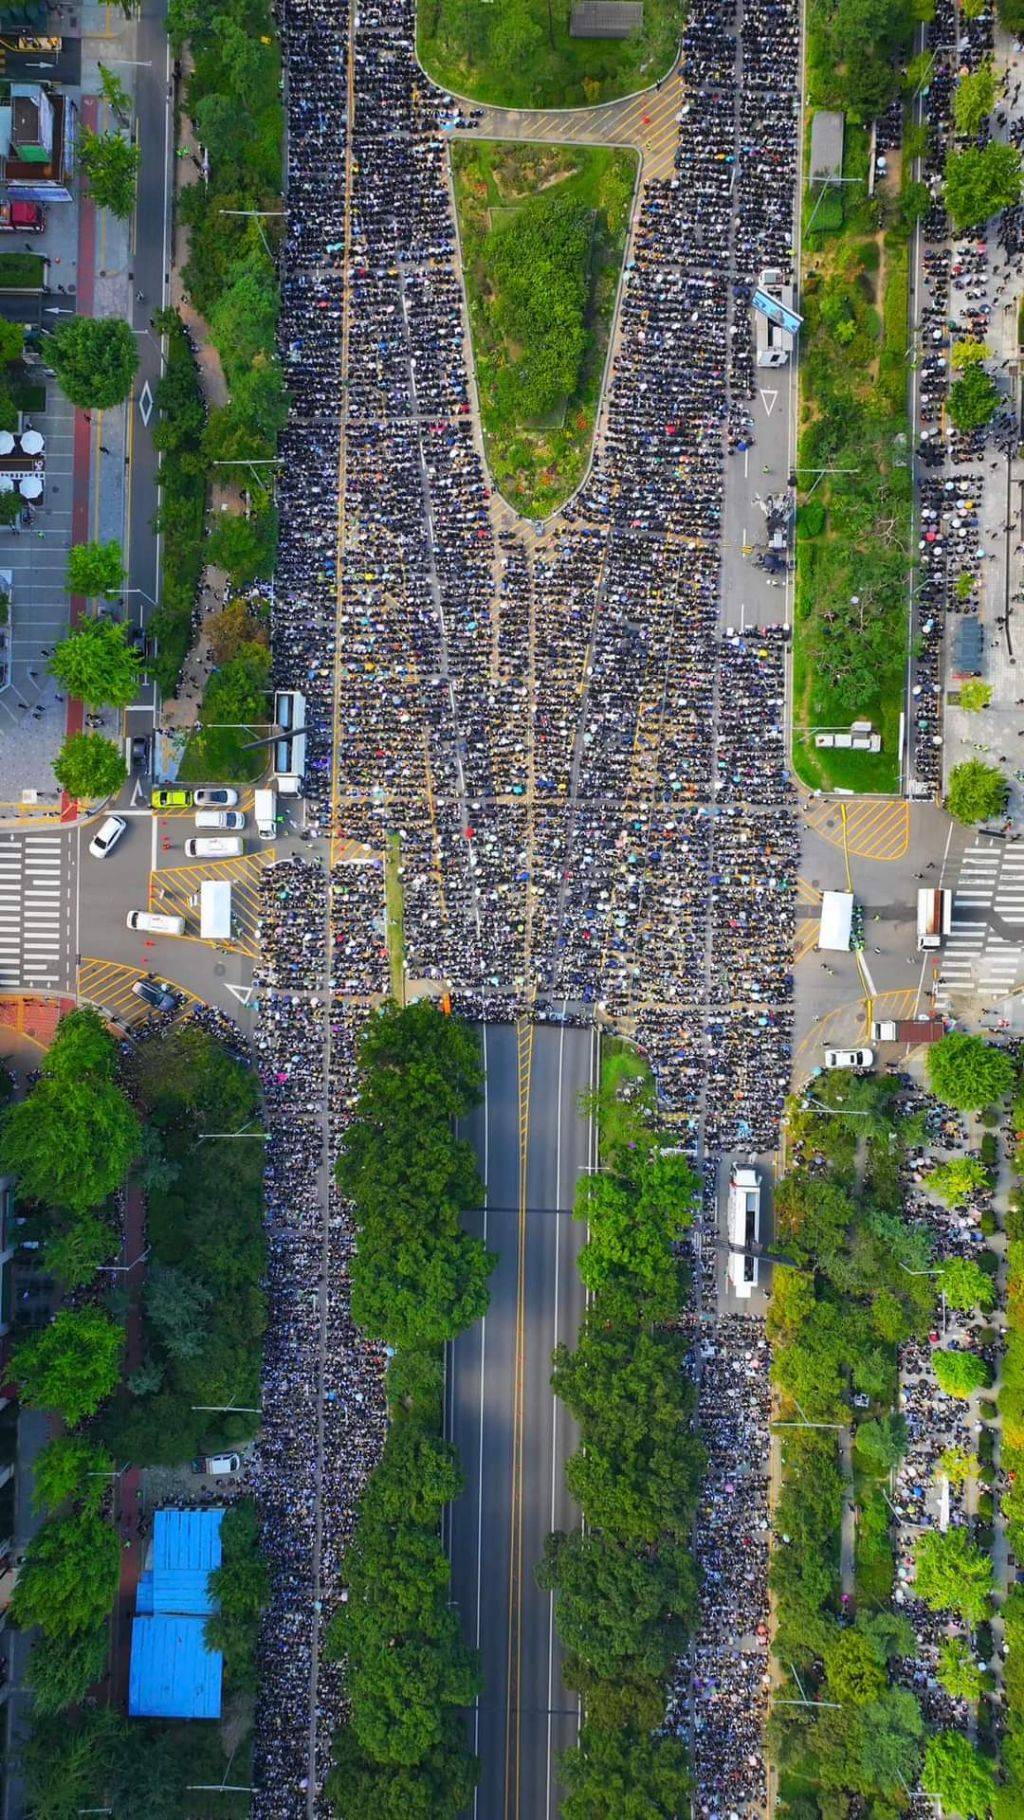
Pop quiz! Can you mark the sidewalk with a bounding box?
[0,17,136,811]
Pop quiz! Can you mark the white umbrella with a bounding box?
[19,429,43,455]
[18,474,42,499]
[0,432,14,455]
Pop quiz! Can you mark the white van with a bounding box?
[126,910,186,937]
[254,787,277,840]
[195,810,245,830]
[184,836,244,859]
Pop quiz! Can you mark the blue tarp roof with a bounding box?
[129,1509,225,1720]
[151,1508,223,1615]
[129,1616,222,1720]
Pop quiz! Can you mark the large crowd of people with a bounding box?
[245,0,804,1808]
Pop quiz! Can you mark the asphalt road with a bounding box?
[446,1021,598,1820]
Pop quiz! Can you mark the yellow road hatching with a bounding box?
[77,958,200,1027]
[148,849,277,956]
[802,796,910,862]
[795,987,921,1071]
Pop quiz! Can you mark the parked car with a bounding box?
[151,787,194,810]
[824,1047,875,1070]
[192,1453,241,1476]
[193,788,239,807]
[195,810,245,830]
[131,978,178,1013]
[184,836,244,859]
[88,814,126,860]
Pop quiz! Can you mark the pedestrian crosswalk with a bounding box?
[0,831,70,991]
[935,840,1024,1007]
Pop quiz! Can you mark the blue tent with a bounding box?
[129,1509,225,1720]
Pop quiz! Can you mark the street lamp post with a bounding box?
[97,1246,150,1273]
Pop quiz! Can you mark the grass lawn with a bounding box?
[0,251,45,289]
[791,116,911,795]
[453,139,636,518]
[418,0,679,109]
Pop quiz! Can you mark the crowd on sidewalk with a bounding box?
[245,0,803,1806]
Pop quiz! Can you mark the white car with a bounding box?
[193,787,239,807]
[184,836,244,859]
[88,814,127,860]
[824,1047,875,1070]
[194,810,245,830]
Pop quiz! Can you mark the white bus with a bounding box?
[273,689,307,794]
[728,1166,761,1300]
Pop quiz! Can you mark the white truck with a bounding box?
[254,787,278,840]
[199,879,232,942]
[917,887,952,950]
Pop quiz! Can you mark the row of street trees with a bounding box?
[326,1001,490,1816]
[767,1052,1007,1811]
[0,1009,270,1749]
[544,1048,699,1816]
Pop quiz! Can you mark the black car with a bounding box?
[131,978,177,1014]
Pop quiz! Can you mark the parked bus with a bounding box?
[727,1166,760,1300]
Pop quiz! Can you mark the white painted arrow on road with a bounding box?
[131,777,146,806]
[758,389,779,416]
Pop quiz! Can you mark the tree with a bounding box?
[952,339,991,369]
[945,142,1023,230]
[927,1032,1015,1110]
[949,361,1001,433]
[933,1348,992,1399]
[11,1308,124,1425]
[852,1414,907,1477]
[66,539,126,599]
[823,1627,887,1707]
[960,679,993,711]
[0,317,24,365]
[954,61,996,137]
[560,1721,691,1820]
[44,1005,118,1084]
[54,731,127,800]
[98,62,131,124]
[0,1072,141,1211]
[925,1155,990,1207]
[49,616,141,709]
[937,1445,980,1488]
[80,128,140,218]
[204,1498,269,1692]
[204,510,276,587]
[144,1262,212,1361]
[33,1432,114,1517]
[915,1526,994,1622]
[536,1528,697,1700]
[22,1710,124,1819]
[206,596,268,665]
[327,1722,478,1820]
[26,1622,109,1714]
[937,1635,985,1702]
[924,1728,997,1816]
[46,314,138,408]
[43,1210,119,1290]
[12,1509,120,1638]
[939,1256,997,1314]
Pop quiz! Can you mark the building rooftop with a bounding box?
[570,2,644,38]
[128,1508,225,1721]
[809,110,845,185]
